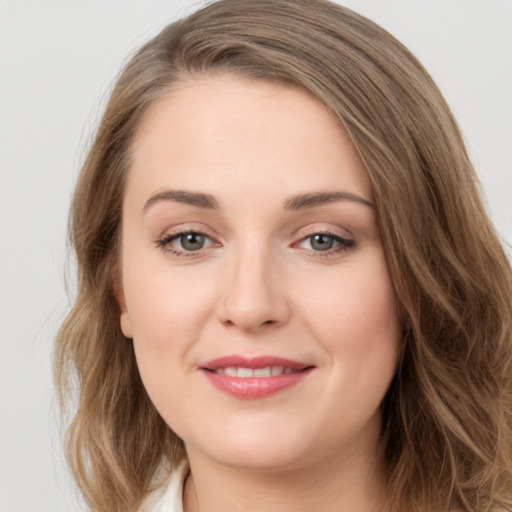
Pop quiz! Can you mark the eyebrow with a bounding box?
[144,189,219,211]
[284,191,373,210]
[143,188,373,212]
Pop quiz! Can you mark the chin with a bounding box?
[182,413,334,473]
[195,442,313,473]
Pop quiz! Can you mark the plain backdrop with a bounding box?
[1,1,511,511]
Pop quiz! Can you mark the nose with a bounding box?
[217,244,291,332]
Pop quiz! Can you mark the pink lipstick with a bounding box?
[200,355,314,399]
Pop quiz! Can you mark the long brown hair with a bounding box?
[55,1,512,510]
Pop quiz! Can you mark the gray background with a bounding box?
[1,1,511,510]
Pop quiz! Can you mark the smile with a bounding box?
[213,366,300,377]
[200,355,315,399]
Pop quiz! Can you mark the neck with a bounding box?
[183,435,390,512]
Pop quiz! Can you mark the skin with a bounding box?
[118,77,401,511]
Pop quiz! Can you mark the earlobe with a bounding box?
[120,311,134,339]
[110,257,134,339]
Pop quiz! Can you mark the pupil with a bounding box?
[182,233,204,251]
[311,234,333,251]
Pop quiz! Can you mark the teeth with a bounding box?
[215,366,295,377]
[271,366,284,376]
[237,367,253,378]
[254,367,272,377]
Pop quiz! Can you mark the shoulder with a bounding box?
[139,459,190,512]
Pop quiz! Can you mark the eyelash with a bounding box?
[295,232,355,258]
[156,229,215,258]
[155,230,355,259]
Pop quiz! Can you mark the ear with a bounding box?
[110,258,134,339]
[120,311,134,339]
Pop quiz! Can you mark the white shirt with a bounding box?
[140,460,189,512]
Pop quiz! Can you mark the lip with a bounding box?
[199,355,315,400]
[201,355,311,371]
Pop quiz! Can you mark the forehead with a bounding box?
[127,77,371,206]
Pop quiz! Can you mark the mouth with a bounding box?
[199,355,315,399]
[209,366,303,377]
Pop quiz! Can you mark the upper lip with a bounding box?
[200,355,313,371]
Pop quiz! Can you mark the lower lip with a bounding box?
[202,369,312,399]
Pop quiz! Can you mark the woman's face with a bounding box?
[119,77,401,472]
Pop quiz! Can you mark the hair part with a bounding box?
[55,1,512,511]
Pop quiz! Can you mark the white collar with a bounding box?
[141,459,190,512]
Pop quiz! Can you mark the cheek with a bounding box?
[122,265,216,419]
[122,253,217,351]
[296,253,401,374]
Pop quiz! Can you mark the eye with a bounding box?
[307,234,336,251]
[177,232,208,251]
[156,230,214,256]
[297,232,354,254]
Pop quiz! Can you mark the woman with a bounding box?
[54,0,512,511]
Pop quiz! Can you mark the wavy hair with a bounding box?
[54,1,512,510]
